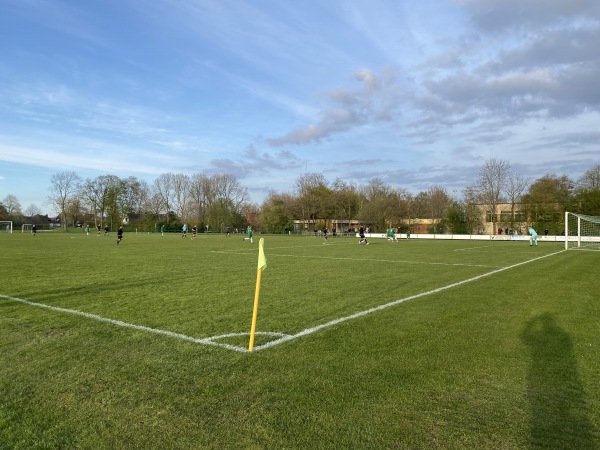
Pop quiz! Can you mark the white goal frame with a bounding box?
[22,224,33,233]
[0,221,12,233]
[564,212,600,250]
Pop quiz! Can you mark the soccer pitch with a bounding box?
[1,232,599,448]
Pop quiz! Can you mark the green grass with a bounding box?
[1,231,599,449]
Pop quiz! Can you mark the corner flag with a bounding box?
[257,238,267,271]
[249,238,266,352]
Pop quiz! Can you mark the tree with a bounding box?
[171,173,191,223]
[0,202,8,220]
[572,165,600,215]
[259,192,295,233]
[24,204,42,218]
[577,164,600,191]
[504,173,529,229]
[122,177,149,223]
[2,194,22,216]
[295,173,329,231]
[331,179,360,232]
[48,171,81,230]
[153,173,176,224]
[358,178,392,231]
[521,174,573,234]
[466,159,510,234]
[211,173,250,213]
[427,186,452,233]
[81,175,122,229]
[189,173,211,223]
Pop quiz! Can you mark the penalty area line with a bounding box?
[250,249,565,352]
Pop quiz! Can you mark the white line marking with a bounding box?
[1,250,564,353]
[211,250,497,268]
[0,294,285,353]
[250,250,565,351]
[454,245,497,251]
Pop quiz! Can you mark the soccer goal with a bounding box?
[0,221,12,233]
[22,224,33,233]
[564,212,600,250]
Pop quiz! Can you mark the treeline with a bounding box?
[1,161,599,234]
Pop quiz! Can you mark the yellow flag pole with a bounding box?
[248,238,267,352]
[248,269,262,352]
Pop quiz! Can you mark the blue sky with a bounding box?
[1,0,599,215]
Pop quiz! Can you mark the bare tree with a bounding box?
[504,173,529,228]
[153,173,175,224]
[211,173,249,212]
[48,171,81,230]
[295,173,328,231]
[24,204,42,218]
[2,194,22,215]
[331,179,360,231]
[145,191,166,223]
[428,185,452,233]
[171,173,191,223]
[122,177,149,220]
[577,164,600,191]
[359,178,395,230]
[466,159,510,234]
[81,175,121,228]
[189,173,211,223]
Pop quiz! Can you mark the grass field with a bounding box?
[1,230,599,449]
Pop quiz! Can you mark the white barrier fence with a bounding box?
[362,233,600,243]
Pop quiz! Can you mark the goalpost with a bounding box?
[564,212,600,250]
[0,221,12,233]
[22,224,33,233]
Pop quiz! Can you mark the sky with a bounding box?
[1,0,599,216]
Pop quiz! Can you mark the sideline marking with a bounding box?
[1,250,564,353]
[211,250,497,268]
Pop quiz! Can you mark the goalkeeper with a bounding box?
[528,227,538,247]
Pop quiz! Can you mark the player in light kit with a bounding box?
[528,226,538,246]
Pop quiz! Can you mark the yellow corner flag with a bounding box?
[257,237,267,272]
[249,238,266,352]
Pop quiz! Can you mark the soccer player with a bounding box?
[359,225,368,245]
[160,224,165,236]
[323,227,328,241]
[387,227,398,242]
[528,226,538,247]
[191,225,197,239]
[243,225,253,243]
[182,224,187,238]
[97,225,101,236]
[117,226,123,244]
[32,224,37,236]
[104,226,109,236]
[85,224,90,236]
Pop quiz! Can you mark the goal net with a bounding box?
[0,221,12,233]
[22,224,33,233]
[564,212,600,250]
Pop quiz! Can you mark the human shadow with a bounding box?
[521,313,597,449]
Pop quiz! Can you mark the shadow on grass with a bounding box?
[521,313,597,449]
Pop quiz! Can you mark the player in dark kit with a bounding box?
[117,226,123,244]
